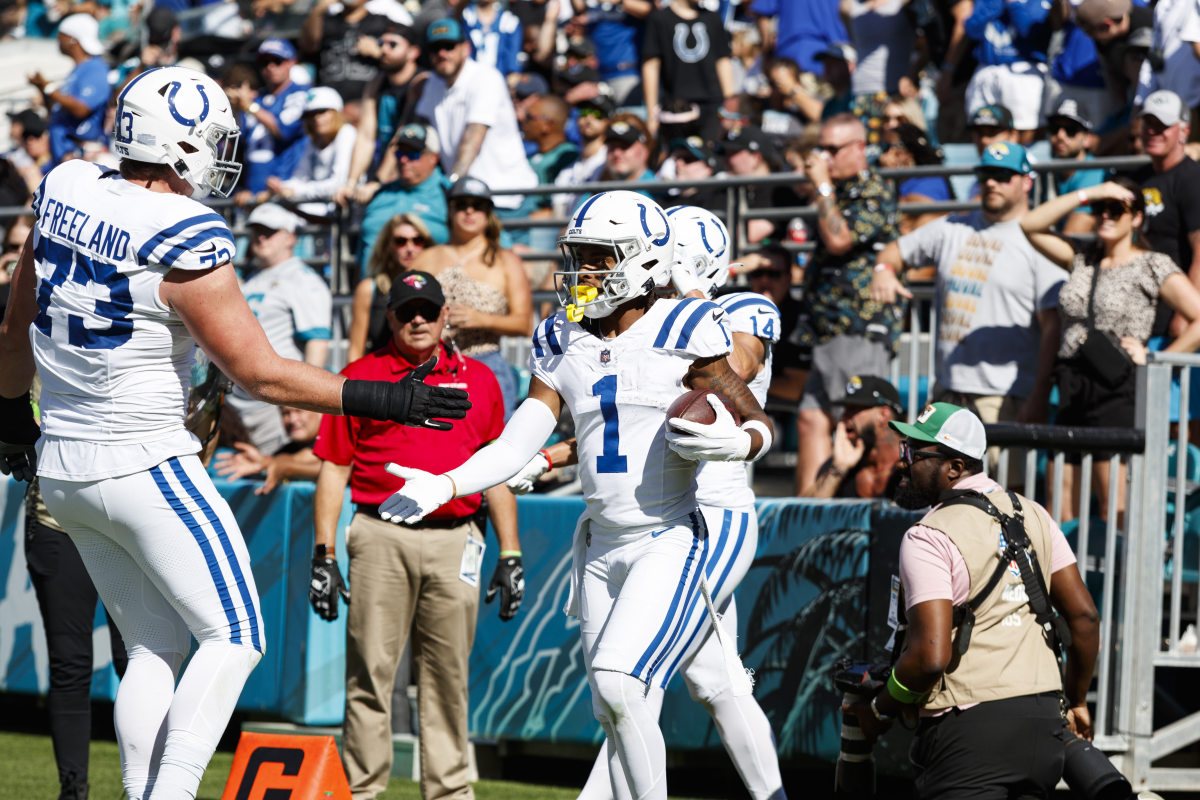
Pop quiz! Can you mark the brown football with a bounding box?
[666,388,740,428]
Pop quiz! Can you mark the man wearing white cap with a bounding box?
[227,203,333,454]
[28,14,111,164]
[265,86,357,218]
[1134,0,1200,125]
[1134,89,1200,337]
[844,401,1100,800]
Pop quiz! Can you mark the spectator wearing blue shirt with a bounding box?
[572,0,650,105]
[880,122,953,233]
[463,0,524,78]
[29,14,111,166]
[751,0,846,75]
[357,123,451,274]
[232,39,311,203]
[1043,98,1107,234]
[963,0,1054,142]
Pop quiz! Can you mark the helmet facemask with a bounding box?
[555,236,657,321]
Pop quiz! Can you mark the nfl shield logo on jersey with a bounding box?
[600,349,611,364]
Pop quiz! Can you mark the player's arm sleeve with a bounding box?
[139,210,237,271]
[444,395,559,496]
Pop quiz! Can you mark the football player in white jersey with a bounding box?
[0,66,469,800]
[509,206,788,800]
[377,191,775,800]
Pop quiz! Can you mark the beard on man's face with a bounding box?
[891,473,938,510]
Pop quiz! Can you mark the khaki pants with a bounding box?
[933,389,1029,488]
[342,512,480,800]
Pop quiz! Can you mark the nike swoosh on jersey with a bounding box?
[195,242,218,254]
[649,527,670,538]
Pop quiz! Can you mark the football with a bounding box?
[666,388,740,428]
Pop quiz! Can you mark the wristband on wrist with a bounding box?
[314,543,330,559]
[539,448,554,468]
[1076,190,1089,206]
[741,419,773,462]
[873,262,895,273]
[887,670,926,705]
[499,550,522,558]
[445,473,458,498]
[248,101,262,115]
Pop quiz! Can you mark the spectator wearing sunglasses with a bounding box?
[801,374,906,499]
[551,93,613,219]
[1022,175,1200,523]
[871,142,1067,488]
[350,213,436,361]
[231,39,310,205]
[1039,98,1107,235]
[412,177,533,418]
[661,136,723,211]
[357,122,451,271]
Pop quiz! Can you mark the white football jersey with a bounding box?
[530,297,733,530]
[695,291,780,509]
[30,160,236,480]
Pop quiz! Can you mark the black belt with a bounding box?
[354,504,474,529]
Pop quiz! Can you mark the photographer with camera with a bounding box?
[843,402,1101,799]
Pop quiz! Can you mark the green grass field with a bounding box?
[0,730,712,800]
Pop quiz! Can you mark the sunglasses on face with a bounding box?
[818,141,860,156]
[392,235,425,247]
[394,300,442,323]
[380,38,405,49]
[430,42,458,54]
[975,167,1020,183]
[884,114,906,123]
[673,152,701,164]
[394,148,423,161]
[451,198,490,213]
[899,440,951,465]
[578,107,605,119]
[259,56,287,67]
[1092,200,1130,218]
[750,268,784,279]
[1051,121,1086,137]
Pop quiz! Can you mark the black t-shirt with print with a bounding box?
[1133,156,1200,333]
[642,6,730,105]
[316,12,391,102]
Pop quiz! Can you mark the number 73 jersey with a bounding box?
[29,160,237,479]
[530,297,734,530]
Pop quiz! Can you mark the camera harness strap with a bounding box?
[938,489,1072,662]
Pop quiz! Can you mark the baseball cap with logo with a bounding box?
[1049,98,1092,131]
[303,86,343,113]
[670,136,717,168]
[975,141,1032,175]
[1140,90,1190,126]
[394,122,440,154]
[258,38,297,61]
[968,104,1015,130]
[447,176,493,208]
[58,14,105,56]
[426,17,465,45]
[831,375,904,416]
[605,120,646,147]
[888,402,987,460]
[247,203,301,234]
[387,270,445,311]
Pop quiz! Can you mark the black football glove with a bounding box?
[486,556,525,621]
[342,357,472,430]
[0,392,40,482]
[310,556,350,621]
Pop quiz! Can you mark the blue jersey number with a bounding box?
[34,235,134,350]
[591,374,628,474]
[750,312,775,340]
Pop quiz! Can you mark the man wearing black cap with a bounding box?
[313,270,520,800]
[600,116,656,188]
[337,22,423,206]
[721,125,798,244]
[800,374,906,499]
[5,109,49,192]
[1043,98,1106,235]
[665,136,723,210]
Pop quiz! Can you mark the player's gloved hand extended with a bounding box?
[670,255,705,298]
[486,554,525,621]
[342,357,472,431]
[0,392,41,482]
[506,451,551,495]
[666,394,751,462]
[310,555,350,621]
[379,463,454,524]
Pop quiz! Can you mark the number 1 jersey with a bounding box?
[30,160,236,480]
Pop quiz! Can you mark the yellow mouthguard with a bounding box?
[566,285,598,322]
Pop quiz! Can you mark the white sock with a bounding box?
[707,690,785,800]
[591,671,666,800]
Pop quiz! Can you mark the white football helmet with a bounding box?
[111,66,242,199]
[556,190,674,321]
[667,205,730,298]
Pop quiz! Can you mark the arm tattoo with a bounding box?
[686,356,771,426]
[817,195,846,238]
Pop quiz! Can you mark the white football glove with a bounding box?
[506,451,551,495]
[666,394,751,461]
[379,463,455,524]
[670,255,705,297]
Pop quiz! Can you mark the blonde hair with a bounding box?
[366,213,434,293]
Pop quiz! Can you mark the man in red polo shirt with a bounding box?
[310,270,520,800]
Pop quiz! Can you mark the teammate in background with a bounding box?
[0,66,470,800]
[508,206,788,800]
[378,191,774,800]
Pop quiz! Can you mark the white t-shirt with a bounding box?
[897,210,1067,397]
[282,122,358,218]
[552,146,607,218]
[415,58,537,209]
[530,297,733,530]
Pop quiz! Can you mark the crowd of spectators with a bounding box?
[3,0,1200,526]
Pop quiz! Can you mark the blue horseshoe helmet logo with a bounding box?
[638,203,671,247]
[166,81,210,127]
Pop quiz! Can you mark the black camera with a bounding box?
[1062,735,1132,800]
[832,658,891,799]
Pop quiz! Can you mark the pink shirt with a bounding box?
[900,472,1077,611]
